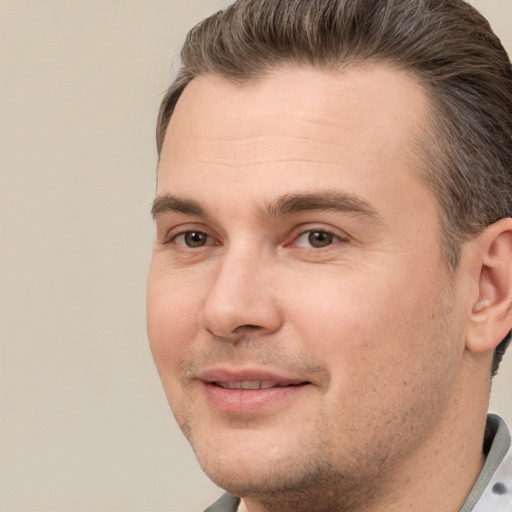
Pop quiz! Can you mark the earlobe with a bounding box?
[466,218,512,354]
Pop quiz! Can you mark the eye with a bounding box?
[294,230,338,248]
[174,231,213,248]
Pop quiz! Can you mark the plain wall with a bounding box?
[0,1,511,511]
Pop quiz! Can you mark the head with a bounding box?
[156,0,512,374]
[148,1,512,510]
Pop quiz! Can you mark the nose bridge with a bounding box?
[200,240,281,338]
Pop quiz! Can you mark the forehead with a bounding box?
[158,65,433,217]
[163,65,428,147]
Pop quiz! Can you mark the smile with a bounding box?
[202,377,310,414]
[213,380,303,390]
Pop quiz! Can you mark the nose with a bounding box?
[199,248,283,340]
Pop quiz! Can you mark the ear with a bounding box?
[466,218,512,354]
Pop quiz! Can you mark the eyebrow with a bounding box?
[151,194,207,219]
[264,191,379,219]
[151,191,379,221]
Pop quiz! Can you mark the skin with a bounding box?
[147,66,511,512]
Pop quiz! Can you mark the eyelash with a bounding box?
[169,230,217,248]
[290,227,345,249]
[166,226,346,250]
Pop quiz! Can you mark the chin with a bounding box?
[201,457,309,498]
[197,446,372,512]
[190,430,306,494]
[191,429,345,502]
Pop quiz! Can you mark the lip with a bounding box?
[197,367,311,414]
[198,367,307,385]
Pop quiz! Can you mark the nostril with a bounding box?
[233,324,263,333]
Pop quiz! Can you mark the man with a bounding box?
[146,0,512,510]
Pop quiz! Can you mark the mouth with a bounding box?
[196,370,311,413]
[213,380,306,390]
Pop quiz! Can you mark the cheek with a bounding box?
[146,271,201,381]
[284,265,447,382]
[283,269,390,349]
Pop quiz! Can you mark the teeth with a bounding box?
[216,380,281,390]
[241,381,262,390]
[260,380,278,389]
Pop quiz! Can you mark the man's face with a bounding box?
[147,66,467,501]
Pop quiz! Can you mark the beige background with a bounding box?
[0,1,511,511]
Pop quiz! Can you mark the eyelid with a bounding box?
[287,225,349,248]
[173,231,217,248]
[161,223,219,246]
[159,221,348,249]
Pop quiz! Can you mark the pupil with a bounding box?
[308,231,333,248]
[185,232,206,247]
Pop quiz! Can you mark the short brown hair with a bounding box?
[156,0,512,374]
